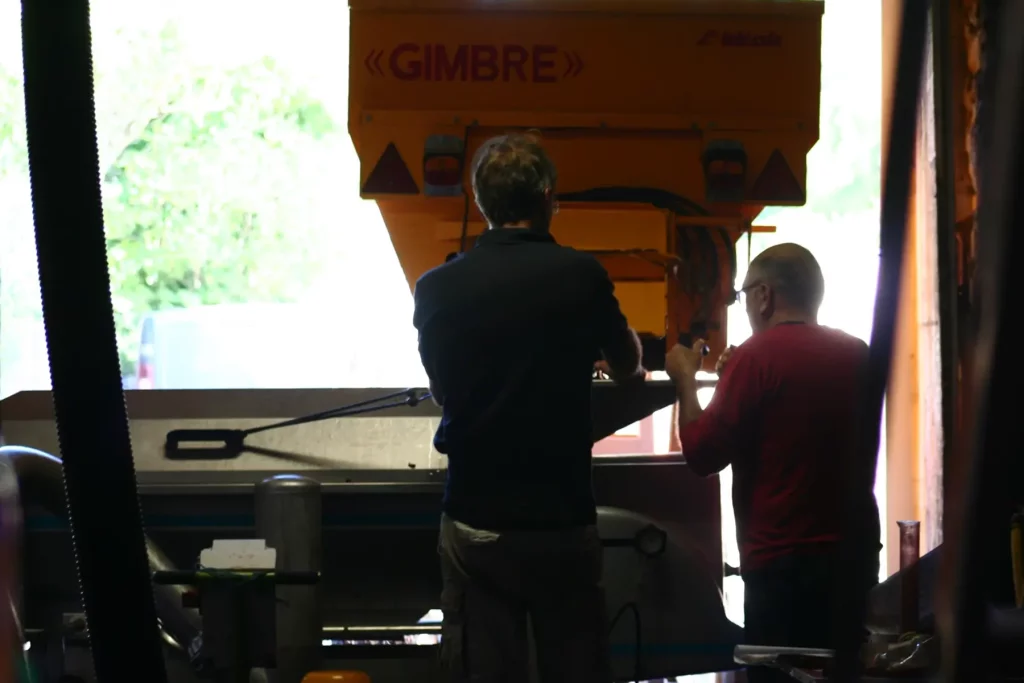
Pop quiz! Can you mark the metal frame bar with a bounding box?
[129,454,690,490]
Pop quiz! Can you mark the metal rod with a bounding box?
[19,1,168,680]
[831,1,930,680]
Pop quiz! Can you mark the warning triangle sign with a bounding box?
[749,149,805,204]
[362,143,420,195]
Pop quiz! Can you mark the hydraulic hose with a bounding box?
[20,2,168,681]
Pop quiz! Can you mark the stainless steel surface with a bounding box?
[735,646,835,660]
[255,475,324,682]
[0,382,681,475]
[590,379,678,441]
[593,454,687,466]
[734,646,833,683]
[1,388,445,473]
[5,415,444,473]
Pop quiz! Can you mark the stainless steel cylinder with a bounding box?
[254,474,323,683]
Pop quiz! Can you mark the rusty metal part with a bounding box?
[938,0,1024,678]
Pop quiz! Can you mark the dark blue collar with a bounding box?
[475,227,556,247]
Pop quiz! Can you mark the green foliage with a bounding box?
[0,16,341,383]
[804,104,882,218]
[0,68,27,175]
[0,64,42,332]
[102,53,336,372]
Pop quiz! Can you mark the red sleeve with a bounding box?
[679,346,763,477]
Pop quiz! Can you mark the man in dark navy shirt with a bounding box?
[665,244,881,683]
[413,132,642,683]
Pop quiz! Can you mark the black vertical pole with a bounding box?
[19,2,168,681]
[830,0,929,680]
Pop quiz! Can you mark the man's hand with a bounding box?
[594,359,645,383]
[715,345,737,376]
[665,339,707,383]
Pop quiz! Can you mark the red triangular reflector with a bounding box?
[749,149,805,204]
[362,143,420,195]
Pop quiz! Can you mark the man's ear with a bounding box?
[759,285,773,316]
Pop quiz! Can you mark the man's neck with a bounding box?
[766,311,816,328]
[498,222,531,230]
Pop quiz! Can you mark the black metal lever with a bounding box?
[164,388,429,461]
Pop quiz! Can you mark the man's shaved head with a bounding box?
[744,243,825,321]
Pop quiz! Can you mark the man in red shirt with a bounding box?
[665,243,881,682]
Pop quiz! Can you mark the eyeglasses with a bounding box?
[732,281,763,305]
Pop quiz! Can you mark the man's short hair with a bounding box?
[471,133,557,227]
[748,243,826,313]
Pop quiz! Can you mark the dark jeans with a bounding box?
[743,550,879,683]
[438,514,612,683]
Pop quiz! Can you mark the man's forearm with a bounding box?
[429,381,444,407]
[676,374,703,428]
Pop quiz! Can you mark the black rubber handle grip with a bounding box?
[164,429,245,460]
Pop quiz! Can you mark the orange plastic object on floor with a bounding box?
[301,672,371,683]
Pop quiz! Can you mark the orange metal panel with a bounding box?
[349,4,822,135]
[350,0,823,345]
